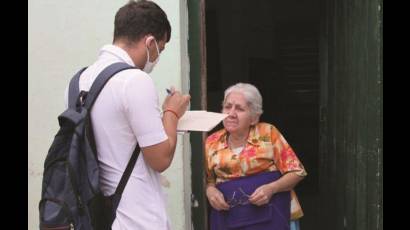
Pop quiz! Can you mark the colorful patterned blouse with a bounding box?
[205,122,307,219]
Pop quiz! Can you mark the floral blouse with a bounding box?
[205,122,307,219]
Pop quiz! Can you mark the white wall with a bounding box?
[28,0,191,229]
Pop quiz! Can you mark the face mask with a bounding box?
[142,37,160,73]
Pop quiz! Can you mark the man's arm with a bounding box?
[141,90,190,172]
[141,110,178,172]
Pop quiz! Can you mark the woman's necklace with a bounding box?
[228,136,246,154]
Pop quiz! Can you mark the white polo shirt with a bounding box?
[66,44,171,229]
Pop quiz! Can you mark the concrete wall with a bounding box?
[28,0,191,229]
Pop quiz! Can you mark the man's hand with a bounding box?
[162,86,190,118]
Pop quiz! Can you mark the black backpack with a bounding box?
[39,62,139,230]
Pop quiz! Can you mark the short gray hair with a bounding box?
[222,83,263,118]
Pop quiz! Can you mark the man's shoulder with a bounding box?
[87,61,151,87]
[112,66,149,81]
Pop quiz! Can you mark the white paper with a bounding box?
[177,110,228,132]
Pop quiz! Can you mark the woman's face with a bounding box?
[222,92,257,135]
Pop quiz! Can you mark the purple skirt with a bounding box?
[210,171,290,230]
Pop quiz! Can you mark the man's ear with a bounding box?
[145,35,155,47]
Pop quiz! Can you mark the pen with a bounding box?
[165,88,185,134]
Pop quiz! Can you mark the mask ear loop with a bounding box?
[145,36,154,63]
[145,36,155,48]
[146,36,160,61]
[146,36,159,62]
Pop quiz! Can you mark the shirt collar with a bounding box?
[247,125,261,146]
[212,125,261,151]
[98,44,136,67]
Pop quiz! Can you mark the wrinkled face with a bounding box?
[222,92,257,135]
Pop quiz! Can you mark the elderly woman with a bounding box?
[205,83,307,230]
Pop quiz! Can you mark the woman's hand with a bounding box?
[249,183,277,206]
[206,185,230,211]
[249,172,304,206]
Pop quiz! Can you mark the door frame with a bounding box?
[188,0,208,229]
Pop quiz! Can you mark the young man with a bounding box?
[65,1,190,229]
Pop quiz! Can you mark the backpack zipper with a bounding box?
[66,161,85,215]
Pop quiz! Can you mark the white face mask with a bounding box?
[142,37,160,73]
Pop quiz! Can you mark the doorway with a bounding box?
[189,0,383,229]
[202,0,320,229]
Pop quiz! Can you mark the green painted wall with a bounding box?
[318,0,383,229]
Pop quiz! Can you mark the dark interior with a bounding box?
[205,0,320,228]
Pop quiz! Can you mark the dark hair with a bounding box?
[113,0,171,43]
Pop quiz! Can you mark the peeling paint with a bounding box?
[28,168,42,177]
[160,174,171,188]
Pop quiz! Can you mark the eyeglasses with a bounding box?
[226,187,251,208]
[225,187,291,228]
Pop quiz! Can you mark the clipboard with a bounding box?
[177,110,228,132]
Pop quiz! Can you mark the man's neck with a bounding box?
[113,40,145,69]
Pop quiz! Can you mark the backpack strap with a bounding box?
[115,144,141,196]
[68,67,87,109]
[82,62,140,198]
[83,62,135,110]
